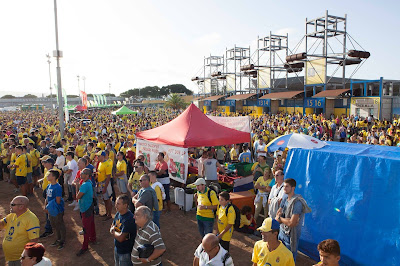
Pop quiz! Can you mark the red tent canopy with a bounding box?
[135,104,250,148]
[75,105,87,111]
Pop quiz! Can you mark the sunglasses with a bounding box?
[10,203,24,207]
[20,256,32,260]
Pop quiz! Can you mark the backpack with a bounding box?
[224,203,241,230]
[199,246,231,265]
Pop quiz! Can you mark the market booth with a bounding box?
[284,142,400,265]
[135,104,252,209]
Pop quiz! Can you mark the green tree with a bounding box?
[1,94,16,99]
[23,94,37,98]
[104,93,116,97]
[46,94,56,98]
[164,93,188,110]
[67,95,79,98]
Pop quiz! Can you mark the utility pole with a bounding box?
[46,54,53,109]
[53,0,64,137]
[82,76,86,92]
[77,75,81,105]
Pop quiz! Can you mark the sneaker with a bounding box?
[76,249,88,256]
[68,201,76,207]
[57,242,64,250]
[73,205,80,211]
[79,230,84,235]
[39,231,53,238]
[50,240,60,247]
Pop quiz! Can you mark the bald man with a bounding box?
[0,196,40,266]
[193,233,234,266]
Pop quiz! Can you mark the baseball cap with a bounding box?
[56,148,64,152]
[257,218,280,232]
[40,155,51,161]
[44,158,55,165]
[96,151,106,157]
[193,178,206,186]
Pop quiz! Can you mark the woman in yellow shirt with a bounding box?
[254,168,273,221]
[217,191,236,252]
[115,152,128,195]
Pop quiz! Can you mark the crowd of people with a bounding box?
[0,107,397,265]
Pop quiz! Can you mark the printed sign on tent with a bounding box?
[136,139,188,184]
[206,115,251,133]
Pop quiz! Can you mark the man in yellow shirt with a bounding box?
[313,239,341,266]
[97,151,113,221]
[28,143,41,187]
[12,145,28,196]
[194,178,218,238]
[149,170,164,228]
[216,191,236,252]
[0,196,40,265]
[252,217,294,266]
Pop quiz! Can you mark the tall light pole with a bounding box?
[77,75,81,105]
[82,76,86,92]
[46,54,53,108]
[109,83,111,94]
[53,0,64,137]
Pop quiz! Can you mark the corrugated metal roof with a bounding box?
[259,90,304,99]
[225,93,257,100]
[312,89,350,98]
[202,95,226,101]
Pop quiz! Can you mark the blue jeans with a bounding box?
[45,213,52,233]
[153,210,161,228]
[279,230,298,261]
[197,219,214,238]
[114,248,132,266]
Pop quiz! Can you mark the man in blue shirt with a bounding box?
[110,194,137,266]
[45,169,66,250]
[76,168,96,256]
[238,144,252,163]
[275,178,311,262]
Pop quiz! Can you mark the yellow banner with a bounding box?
[226,74,236,92]
[258,68,270,88]
[204,79,211,94]
[306,58,326,84]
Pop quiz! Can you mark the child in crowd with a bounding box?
[237,205,257,234]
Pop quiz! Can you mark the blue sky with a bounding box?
[0,0,398,96]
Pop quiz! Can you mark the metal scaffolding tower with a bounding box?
[225,46,252,94]
[255,32,290,93]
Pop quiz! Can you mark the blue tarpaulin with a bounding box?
[284,142,400,265]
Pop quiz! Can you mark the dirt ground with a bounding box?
[0,182,316,265]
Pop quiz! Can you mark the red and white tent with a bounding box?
[136,104,250,148]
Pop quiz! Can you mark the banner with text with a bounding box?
[206,115,251,133]
[136,139,188,184]
[80,91,88,108]
[226,74,236,92]
[258,68,271,89]
[306,58,326,85]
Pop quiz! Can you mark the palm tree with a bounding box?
[165,93,188,110]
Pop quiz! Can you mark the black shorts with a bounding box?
[3,163,10,174]
[33,167,41,177]
[16,176,27,185]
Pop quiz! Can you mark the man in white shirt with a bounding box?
[268,169,285,219]
[202,151,224,186]
[64,152,79,210]
[54,147,66,197]
[193,233,234,266]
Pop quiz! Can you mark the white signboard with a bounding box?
[206,115,251,133]
[136,139,188,184]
